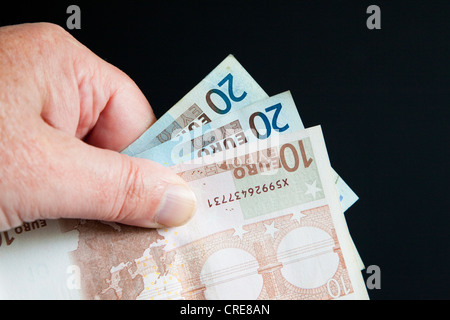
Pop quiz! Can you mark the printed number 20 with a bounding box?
[206,73,247,115]
[249,103,290,139]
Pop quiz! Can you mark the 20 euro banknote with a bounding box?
[122,55,268,156]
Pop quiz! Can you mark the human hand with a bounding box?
[0,23,197,232]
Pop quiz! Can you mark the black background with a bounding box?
[1,1,449,300]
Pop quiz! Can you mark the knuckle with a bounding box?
[111,158,147,223]
[34,22,67,37]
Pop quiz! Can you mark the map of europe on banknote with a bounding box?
[0,56,365,299]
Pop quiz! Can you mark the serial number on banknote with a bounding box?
[206,178,289,207]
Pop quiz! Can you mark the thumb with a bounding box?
[29,129,197,229]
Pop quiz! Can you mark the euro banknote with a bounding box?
[133,91,302,166]
[332,169,359,213]
[121,55,268,156]
[164,126,368,300]
[0,126,368,299]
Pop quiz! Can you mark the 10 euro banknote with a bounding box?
[0,127,367,299]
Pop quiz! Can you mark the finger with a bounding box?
[0,22,156,151]
[80,64,157,152]
[25,128,197,228]
[33,22,157,152]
